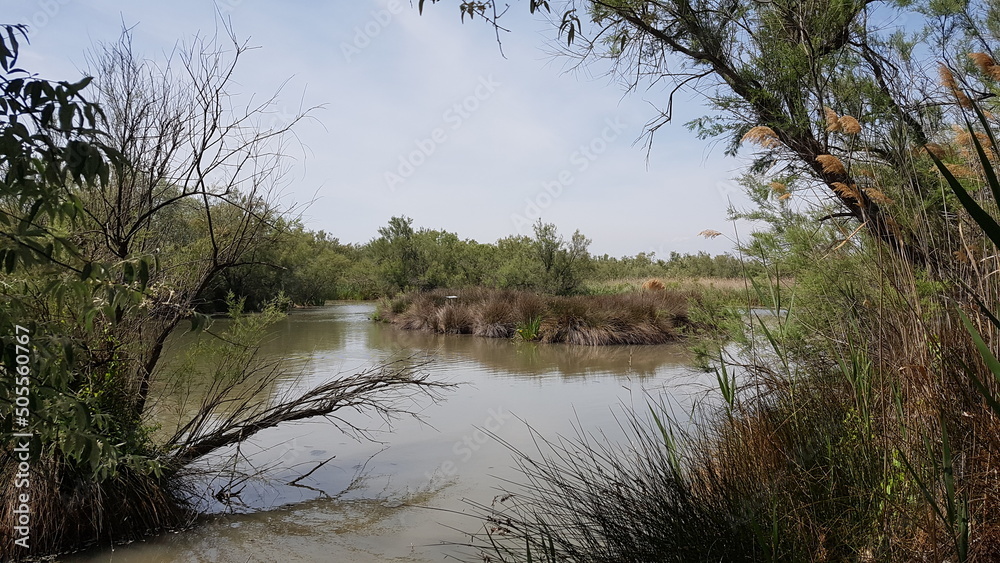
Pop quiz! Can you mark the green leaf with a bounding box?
[971,103,1000,204]
[4,249,16,273]
[959,309,1000,386]
[963,113,1000,206]
[138,258,150,288]
[927,148,1000,249]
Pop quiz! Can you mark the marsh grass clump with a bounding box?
[436,301,474,334]
[476,297,517,338]
[641,278,666,291]
[457,379,892,562]
[377,288,690,345]
[0,456,193,558]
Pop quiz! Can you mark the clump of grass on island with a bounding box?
[377,285,691,345]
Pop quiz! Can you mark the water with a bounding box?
[67,302,712,562]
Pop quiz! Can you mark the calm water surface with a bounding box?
[67,302,712,562]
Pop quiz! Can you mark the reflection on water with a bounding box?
[369,328,691,379]
[68,302,710,563]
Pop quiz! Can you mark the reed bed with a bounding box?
[0,455,194,558]
[377,287,690,345]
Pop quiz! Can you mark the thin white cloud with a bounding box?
[8,0,755,256]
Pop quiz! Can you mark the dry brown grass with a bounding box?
[817,154,848,175]
[378,287,690,345]
[0,455,193,559]
[742,125,781,148]
[641,278,666,291]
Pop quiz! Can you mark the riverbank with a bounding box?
[376,287,693,345]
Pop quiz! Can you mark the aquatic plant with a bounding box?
[378,288,690,345]
[514,316,542,342]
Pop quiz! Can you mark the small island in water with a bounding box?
[376,283,694,346]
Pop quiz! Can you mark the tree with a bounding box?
[531,219,592,294]
[421,0,995,268]
[371,215,422,292]
[0,25,447,559]
[79,26,308,418]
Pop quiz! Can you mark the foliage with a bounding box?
[514,316,542,342]
[0,25,447,559]
[0,23,175,556]
[590,250,759,281]
[378,287,689,345]
[449,32,1000,563]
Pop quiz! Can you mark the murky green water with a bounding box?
[65,302,711,562]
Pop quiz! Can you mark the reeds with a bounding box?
[0,456,193,559]
[378,287,689,345]
[817,153,848,175]
[741,125,781,148]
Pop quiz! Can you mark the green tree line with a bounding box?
[203,216,755,310]
[207,215,751,306]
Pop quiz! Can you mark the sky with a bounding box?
[6,0,757,258]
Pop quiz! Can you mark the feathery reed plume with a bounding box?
[831,182,865,204]
[955,129,991,149]
[839,115,862,135]
[817,154,847,175]
[778,192,792,201]
[824,106,842,132]
[939,64,959,90]
[923,143,947,158]
[954,129,996,162]
[945,163,976,179]
[741,125,781,148]
[940,64,973,107]
[970,52,995,73]
[863,188,894,205]
[969,52,1000,80]
[770,181,787,194]
[832,182,861,200]
[698,229,723,239]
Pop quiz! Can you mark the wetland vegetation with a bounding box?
[12,1,1000,562]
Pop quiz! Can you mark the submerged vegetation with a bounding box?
[378,286,692,345]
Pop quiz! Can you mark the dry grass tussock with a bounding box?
[0,456,193,558]
[641,278,666,291]
[379,287,690,345]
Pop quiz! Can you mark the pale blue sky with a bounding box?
[7,0,756,257]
